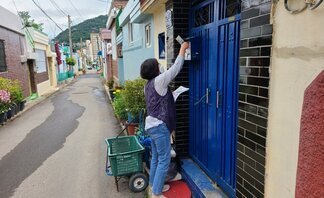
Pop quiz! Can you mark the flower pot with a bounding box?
[109,90,115,100]
[19,100,26,111]
[0,112,5,125]
[11,104,17,116]
[6,109,12,119]
[126,122,138,136]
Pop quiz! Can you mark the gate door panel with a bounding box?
[189,0,240,197]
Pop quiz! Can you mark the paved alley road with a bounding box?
[0,73,144,198]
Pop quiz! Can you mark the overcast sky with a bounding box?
[1,0,108,38]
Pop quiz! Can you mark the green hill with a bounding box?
[54,15,107,43]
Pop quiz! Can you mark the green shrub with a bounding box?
[123,78,146,116]
[8,80,23,103]
[66,57,76,66]
[112,90,127,120]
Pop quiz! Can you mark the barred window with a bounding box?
[0,40,7,72]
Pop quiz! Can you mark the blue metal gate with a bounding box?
[189,0,240,197]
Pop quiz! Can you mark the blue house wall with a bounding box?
[118,0,155,81]
[122,16,154,80]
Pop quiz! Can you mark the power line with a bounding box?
[46,18,57,38]
[67,0,85,21]
[31,0,64,31]
[48,0,68,17]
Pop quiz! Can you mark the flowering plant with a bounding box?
[0,90,11,112]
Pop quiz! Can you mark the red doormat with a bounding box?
[163,181,191,198]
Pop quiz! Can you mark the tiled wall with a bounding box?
[165,0,190,157]
[237,1,272,197]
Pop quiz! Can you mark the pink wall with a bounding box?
[295,71,324,197]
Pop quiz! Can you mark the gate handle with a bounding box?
[194,88,210,106]
[206,88,209,104]
[216,91,219,108]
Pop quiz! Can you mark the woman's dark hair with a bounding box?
[140,58,159,80]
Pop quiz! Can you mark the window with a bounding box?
[0,40,7,72]
[194,2,214,27]
[225,0,240,18]
[35,49,47,73]
[145,24,151,47]
[128,23,134,44]
[219,0,241,19]
[158,33,165,59]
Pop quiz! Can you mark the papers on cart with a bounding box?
[173,86,189,102]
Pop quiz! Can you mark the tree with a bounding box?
[18,11,44,31]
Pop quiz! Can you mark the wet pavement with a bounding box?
[0,73,144,198]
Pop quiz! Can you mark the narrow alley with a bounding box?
[0,73,143,198]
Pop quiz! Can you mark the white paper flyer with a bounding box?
[173,86,189,102]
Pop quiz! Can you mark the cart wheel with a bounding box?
[128,173,148,192]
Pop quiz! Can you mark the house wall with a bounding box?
[122,16,154,80]
[145,2,167,69]
[265,2,324,198]
[114,0,128,9]
[0,27,30,97]
[109,22,119,83]
[31,29,53,96]
[34,42,50,95]
[0,6,30,97]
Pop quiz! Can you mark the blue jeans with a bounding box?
[147,123,171,196]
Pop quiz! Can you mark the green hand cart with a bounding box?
[105,135,148,192]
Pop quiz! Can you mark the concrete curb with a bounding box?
[101,80,127,134]
[1,77,76,125]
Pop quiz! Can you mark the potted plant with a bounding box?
[0,78,25,115]
[123,78,146,135]
[0,90,10,124]
[8,79,24,113]
[66,57,76,78]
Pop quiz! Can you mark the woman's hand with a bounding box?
[179,42,189,56]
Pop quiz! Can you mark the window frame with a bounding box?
[128,23,134,45]
[0,40,7,73]
[145,23,151,48]
[158,32,165,59]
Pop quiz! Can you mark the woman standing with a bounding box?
[140,42,189,198]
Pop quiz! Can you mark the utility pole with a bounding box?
[80,37,84,70]
[97,35,101,70]
[68,15,73,60]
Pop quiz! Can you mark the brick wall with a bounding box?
[237,1,272,197]
[0,27,30,98]
[166,0,190,157]
[112,56,118,82]
[113,0,128,9]
[35,71,49,84]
